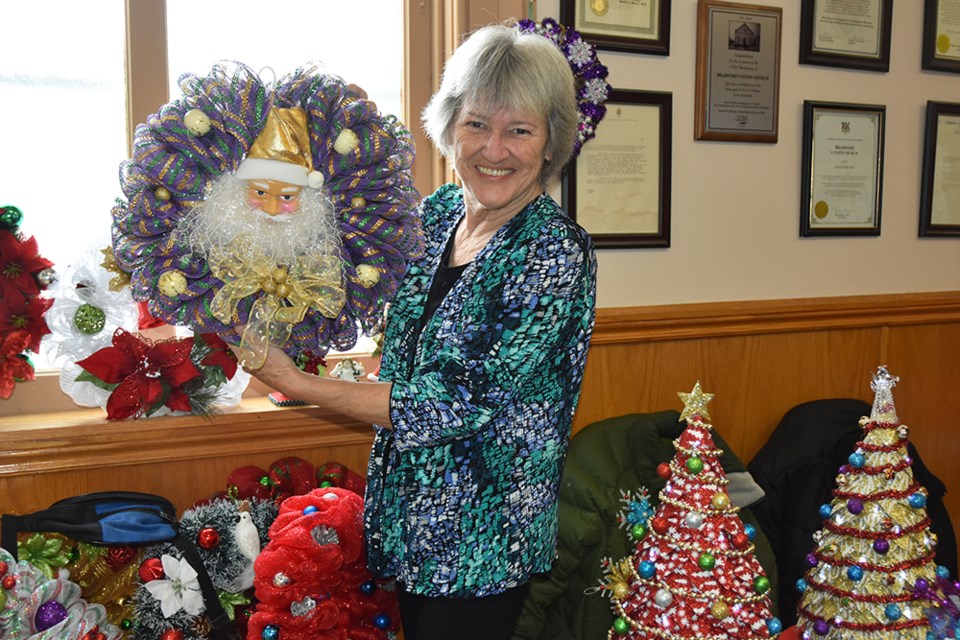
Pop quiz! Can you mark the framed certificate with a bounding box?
[561,0,671,55]
[800,101,886,237]
[919,101,960,237]
[923,0,960,73]
[560,0,670,56]
[563,89,672,248]
[799,0,892,71]
[695,0,782,143]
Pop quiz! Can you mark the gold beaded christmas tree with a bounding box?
[796,366,940,640]
[601,382,780,640]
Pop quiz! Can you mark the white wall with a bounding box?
[538,0,960,308]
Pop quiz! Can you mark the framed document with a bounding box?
[561,0,671,55]
[563,89,672,248]
[923,0,960,73]
[800,101,885,237]
[799,0,892,71]
[695,0,782,143]
[919,101,960,237]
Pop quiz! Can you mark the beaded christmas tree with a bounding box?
[796,366,944,640]
[601,382,780,640]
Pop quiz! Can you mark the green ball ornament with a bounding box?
[630,523,648,541]
[698,552,716,571]
[754,575,771,594]
[0,205,23,230]
[686,457,704,474]
[613,617,631,635]
[73,303,107,335]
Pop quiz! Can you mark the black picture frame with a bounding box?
[800,101,886,237]
[922,0,960,73]
[695,0,782,143]
[919,101,960,237]
[560,0,671,56]
[562,89,672,249]
[799,0,892,72]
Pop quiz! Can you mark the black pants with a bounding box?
[397,582,530,640]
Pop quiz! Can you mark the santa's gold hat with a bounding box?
[235,106,324,188]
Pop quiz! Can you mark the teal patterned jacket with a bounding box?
[364,183,597,597]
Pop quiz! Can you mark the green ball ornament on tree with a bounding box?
[74,304,107,335]
[613,617,631,635]
[754,575,771,594]
[698,552,716,571]
[630,523,648,541]
[0,204,23,230]
[686,456,704,474]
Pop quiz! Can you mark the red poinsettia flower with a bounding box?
[0,230,53,302]
[198,333,238,379]
[0,330,35,399]
[0,291,52,353]
[77,328,202,420]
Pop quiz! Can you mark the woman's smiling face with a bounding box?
[451,100,550,218]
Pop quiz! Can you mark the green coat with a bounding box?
[512,410,779,640]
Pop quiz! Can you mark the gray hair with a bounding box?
[421,23,578,186]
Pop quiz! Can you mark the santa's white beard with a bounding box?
[180,174,342,265]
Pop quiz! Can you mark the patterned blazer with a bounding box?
[364,183,597,597]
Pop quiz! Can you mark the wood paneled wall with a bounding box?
[2,291,958,560]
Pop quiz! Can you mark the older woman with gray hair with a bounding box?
[241,19,605,640]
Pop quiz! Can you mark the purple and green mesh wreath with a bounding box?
[111,61,424,359]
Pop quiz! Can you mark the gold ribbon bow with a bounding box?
[208,248,345,369]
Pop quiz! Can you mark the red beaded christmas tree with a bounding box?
[796,366,940,640]
[601,381,780,640]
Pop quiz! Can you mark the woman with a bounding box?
[241,22,598,640]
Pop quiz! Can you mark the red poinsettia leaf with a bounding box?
[199,333,238,379]
[0,330,32,357]
[0,353,34,399]
[77,345,137,385]
[112,328,149,360]
[165,386,193,413]
[164,356,202,388]
[103,377,146,420]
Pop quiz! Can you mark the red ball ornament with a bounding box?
[656,462,671,479]
[138,557,165,582]
[732,532,750,550]
[0,561,7,574]
[161,630,185,640]
[105,546,136,571]
[651,516,670,535]
[197,527,221,550]
[2,575,16,590]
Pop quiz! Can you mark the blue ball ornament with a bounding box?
[360,580,376,595]
[796,578,808,593]
[885,603,902,620]
[639,560,656,579]
[302,505,319,515]
[262,624,280,640]
[909,493,927,508]
[373,613,391,630]
[744,523,757,540]
[847,566,864,581]
[767,617,783,635]
[848,452,865,468]
[819,504,833,519]
[935,565,951,579]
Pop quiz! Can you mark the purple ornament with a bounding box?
[873,538,890,554]
[813,619,831,635]
[914,578,930,591]
[847,498,864,514]
[35,600,68,631]
[806,552,818,567]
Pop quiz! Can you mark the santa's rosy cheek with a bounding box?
[248,198,265,210]
[279,201,299,213]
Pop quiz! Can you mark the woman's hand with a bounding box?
[229,343,302,395]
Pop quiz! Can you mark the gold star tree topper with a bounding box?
[678,380,714,422]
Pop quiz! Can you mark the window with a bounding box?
[0,0,525,417]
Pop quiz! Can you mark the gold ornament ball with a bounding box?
[155,186,172,201]
[275,283,292,298]
[272,267,288,284]
[711,492,730,509]
[183,108,212,136]
[351,195,367,208]
[334,128,359,154]
[611,581,630,599]
[710,600,729,619]
[157,270,188,297]
[356,264,381,288]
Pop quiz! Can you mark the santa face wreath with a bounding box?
[112,62,424,369]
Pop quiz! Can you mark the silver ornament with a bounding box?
[654,588,673,608]
[290,596,316,617]
[37,268,56,287]
[311,524,339,546]
[685,511,704,529]
[273,572,291,588]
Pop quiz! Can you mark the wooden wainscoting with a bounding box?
[1,291,958,557]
